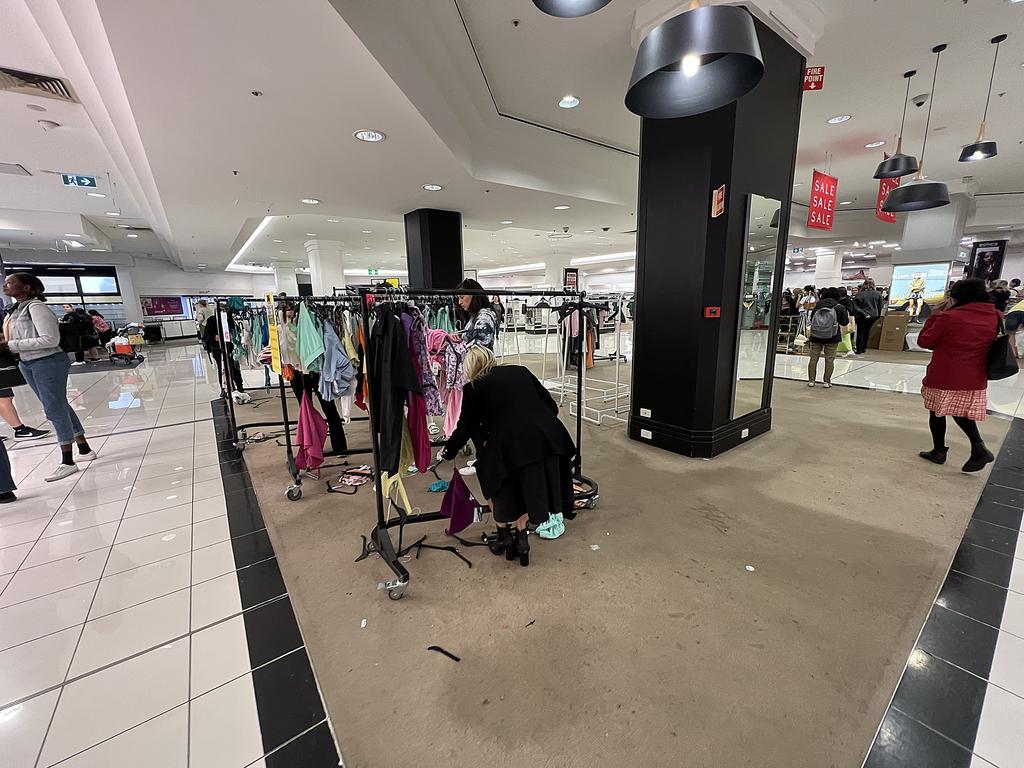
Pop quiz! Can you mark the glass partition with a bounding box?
[732,194,781,419]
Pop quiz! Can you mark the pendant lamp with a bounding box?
[882,44,950,213]
[959,34,1006,163]
[873,70,920,179]
[532,0,612,18]
[625,1,764,119]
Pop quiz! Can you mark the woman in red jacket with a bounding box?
[917,279,1000,472]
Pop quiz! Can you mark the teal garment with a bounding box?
[536,513,565,540]
[296,303,325,372]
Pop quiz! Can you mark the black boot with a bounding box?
[488,527,514,557]
[515,528,530,567]
[919,447,949,465]
[962,444,995,473]
[504,526,518,561]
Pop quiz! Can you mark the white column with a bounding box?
[115,266,142,323]
[272,263,298,295]
[305,239,345,295]
[813,250,844,286]
[544,255,573,289]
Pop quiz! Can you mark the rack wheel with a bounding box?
[387,587,405,601]
[461,445,472,456]
[286,486,302,501]
[586,497,599,509]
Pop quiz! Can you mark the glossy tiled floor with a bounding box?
[0,345,340,767]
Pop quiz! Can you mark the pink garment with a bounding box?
[407,390,431,473]
[294,393,327,470]
[444,387,463,439]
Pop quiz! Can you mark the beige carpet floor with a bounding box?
[235,380,1006,768]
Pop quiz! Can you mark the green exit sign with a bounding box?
[367,268,379,276]
[61,174,97,188]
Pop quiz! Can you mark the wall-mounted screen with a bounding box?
[141,296,185,317]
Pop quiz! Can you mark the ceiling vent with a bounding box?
[0,67,77,103]
[0,162,31,176]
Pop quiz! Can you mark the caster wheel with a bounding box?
[461,445,472,456]
[286,486,302,501]
[387,588,405,601]
[586,498,598,509]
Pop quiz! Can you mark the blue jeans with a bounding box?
[0,438,14,493]
[19,352,84,445]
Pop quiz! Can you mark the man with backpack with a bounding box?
[807,287,850,389]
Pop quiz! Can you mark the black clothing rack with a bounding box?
[355,287,599,601]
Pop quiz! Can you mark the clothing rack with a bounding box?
[356,287,599,601]
[567,293,631,427]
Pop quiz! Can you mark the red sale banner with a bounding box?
[876,157,901,223]
[807,170,838,230]
[802,66,825,91]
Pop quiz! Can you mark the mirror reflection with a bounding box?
[732,194,781,418]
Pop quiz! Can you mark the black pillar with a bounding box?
[628,17,804,458]
[404,208,464,289]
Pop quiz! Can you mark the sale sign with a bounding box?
[876,157,901,223]
[711,184,725,218]
[807,170,838,230]
[802,66,825,91]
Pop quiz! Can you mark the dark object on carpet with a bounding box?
[427,646,461,662]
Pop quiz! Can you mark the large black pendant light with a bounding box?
[532,0,612,18]
[882,44,950,213]
[959,34,1006,163]
[625,1,764,119]
[873,70,920,179]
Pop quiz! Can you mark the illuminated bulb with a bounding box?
[682,54,701,77]
[971,150,984,161]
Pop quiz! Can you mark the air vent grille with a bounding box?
[0,163,31,176]
[0,67,77,102]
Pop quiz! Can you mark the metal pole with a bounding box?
[575,293,586,476]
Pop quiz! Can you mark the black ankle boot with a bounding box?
[489,527,514,557]
[962,444,995,473]
[515,528,530,567]
[919,447,949,465]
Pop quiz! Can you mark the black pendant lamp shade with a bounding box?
[882,45,950,214]
[873,70,920,179]
[959,34,1006,163]
[532,0,612,18]
[625,4,764,119]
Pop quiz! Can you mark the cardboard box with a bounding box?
[878,311,909,351]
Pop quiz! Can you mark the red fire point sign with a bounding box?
[807,170,838,231]
[803,66,825,91]
[711,184,725,218]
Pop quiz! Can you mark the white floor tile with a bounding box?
[0,542,31,577]
[190,614,251,697]
[104,526,192,577]
[0,549,107,609]
[69,589,190,677]
[189,673,265,768]
[22,522,119,569]
[989,629,1024,700]
[0,626,80,707]
[123,487,193,519]
[90,552,191,620]
[192,540,237,583]
[114,504,192,544]
[1016,532,1024,562]
[0,582,94,652]
[135,461,192,482]
[192,516,231,549]
[974,683,1024,768]
[193,496,227,523]
[191,571,243,630]
[59,484,134,512]
[0,505,55,528]
[129,472,193,497]
[0,516,50,550]
[191,464,222,485]
[0,689,60,768]
[40,500,127,539]
[38,640,189,766]
[53,703,189,768]
[1000,590,1024,639]
[192,478,224,503]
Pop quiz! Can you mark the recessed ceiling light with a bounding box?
[499,220,513,225]
[326,218,339,223]
[558,95,581,109]
[827,114,852,124]
[197,263,206,267]
[117,224,130,228]
[279,250,288,254]
[361,230,372,234]
[64,233,82,238]
[126,233,139,238]
[548,233,573,239]
[87,191,106,198]
[301,198,320,205]
[363,246,371,250]
[306,233,317,237]
[91,248,103,252]
[26,103,46,112]
[554,204,571,210]
[422,184,444,191]
[865,140,886,148]
[387,238,396,241]
[105,211,120,216]
[839,201,853,205]
[353,130,386,143]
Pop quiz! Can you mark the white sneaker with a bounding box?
[823,382,832,389]
[45,463,80,482]
[807,381,815,388]
[77,450,99,462]
[70,361,87,366]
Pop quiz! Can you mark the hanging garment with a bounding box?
[292,370,348,455]
[408,311,443,416]
[439,469,478,536]
[369,308,420,475]
[402,312,432,472]
[297,303,325,373]
[318,321,355,401]
[294,393,327,471]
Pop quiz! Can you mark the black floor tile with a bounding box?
[252,649,326,756]
[950,542,1015,589]
[916,604,999,679]
[264,722,339,768]
[936,571,1008,629]
[890,651,986,750]
[232,528,274,568]
[972,500,1023,531]
[224,488,266,537]
[864,706,973,768]
[243,595,303,669]
[237,557,287,610]
[962,518,1020,557]
[221,470,254,496]
[988,468,1024,492]
[979,484,1024,510]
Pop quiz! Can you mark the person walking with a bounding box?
[917,278,999,473]
[0,437,16,503]
[2,274,97,481]
[852,279,884,355]
[0,392,49,440]
[806,287,849,388]
[194,299,215,340]
[88,310,115,348]
[837,286,857,356]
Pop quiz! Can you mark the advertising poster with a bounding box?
[967,240,1007,282]
[889,263,951,323]
[140,296,184,317]
[807,170,838,230]
[842,267,871,281]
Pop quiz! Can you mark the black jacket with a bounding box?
[443,365,576,499]
[808,298,850,344]
[853,289,884,318]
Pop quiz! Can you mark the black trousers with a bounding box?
[213,346,244,392]
[290,370,348,455]
[855,316,878,353]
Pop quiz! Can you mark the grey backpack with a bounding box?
[810,305,839,339]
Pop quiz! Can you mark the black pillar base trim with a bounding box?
[628,409,772,458]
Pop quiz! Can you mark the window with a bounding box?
[79,275,118,294]
[39,276,78,294]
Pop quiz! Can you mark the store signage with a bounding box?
[367,268,379,276]
[704,306,721,318]
[967,240,1008,282]
[711,184,726,218]
[384,277,400,288]
[807,170,838,231]
[875,155,901,223]
[802,66,825,91]
[264,293,282,374]
[60,174,97,188]
[562,267,579,291]
[792,248,804,254]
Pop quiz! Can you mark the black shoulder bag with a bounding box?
[987,315,1019,381]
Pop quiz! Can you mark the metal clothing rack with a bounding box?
[355,287,599,601]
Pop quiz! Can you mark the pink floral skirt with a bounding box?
[921,386,987,421]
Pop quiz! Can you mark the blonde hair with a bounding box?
[995,279,1009,290]
[463,345,496,383]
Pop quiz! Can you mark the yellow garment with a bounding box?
[1009,299,1024,315]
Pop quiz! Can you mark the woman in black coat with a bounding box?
[439,347,576,566]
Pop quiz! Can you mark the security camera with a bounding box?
[601,226,611,232]
[562,226,569,233]
[911,93,929,108]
